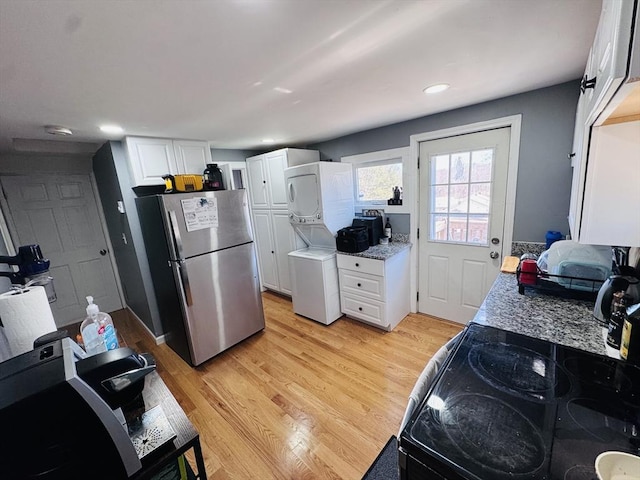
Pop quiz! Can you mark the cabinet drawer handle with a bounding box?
[355,263,360,267]
[580,75,596,93]
[357,283,362,287]
[358,307,363,311]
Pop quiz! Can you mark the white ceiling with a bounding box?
[0,0,602,155]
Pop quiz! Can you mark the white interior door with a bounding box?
[1,174,122,327]
[418,128,510,323]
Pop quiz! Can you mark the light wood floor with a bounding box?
[112,291,463,480]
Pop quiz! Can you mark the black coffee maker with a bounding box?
[593,247,640,322]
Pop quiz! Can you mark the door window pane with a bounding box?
[450,152,470,183]
[471,149,493,182]
[429,148,495,245]
[431,155,449,185]
[469,183,490,213]
[449,184,469,213]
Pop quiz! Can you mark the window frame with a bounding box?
[341,147,410,214]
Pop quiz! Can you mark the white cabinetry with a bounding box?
[568,0,639,245]
[125,137,212,187]
[246,148,319,210]
[246,148,319,294]
[337,249,410,331]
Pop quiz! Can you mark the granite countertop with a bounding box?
[472,272,606,356]
[338,235,411,261]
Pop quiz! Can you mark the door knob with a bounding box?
[100,249,108,256]
[490,251,499,259]
[491,238,500,245]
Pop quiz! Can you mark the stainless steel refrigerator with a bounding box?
[136,190,265,366]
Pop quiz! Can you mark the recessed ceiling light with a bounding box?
[99,125,124,134]
[44,125,72,136]
[262,138,275,144]
[273,87,293,94]
[423,83,450,94]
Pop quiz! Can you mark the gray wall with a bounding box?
[211,148,258,163]
[93,142,159,334]
[309,80,581,242]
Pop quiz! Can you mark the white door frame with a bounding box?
[408,115,522,313]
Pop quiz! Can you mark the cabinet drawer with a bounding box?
[337,254,384,276]
[341,293,386,327]
[339,269,385,301]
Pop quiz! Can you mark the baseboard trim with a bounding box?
[126,306,166,345]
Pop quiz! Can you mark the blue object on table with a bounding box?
[546,231,563,249]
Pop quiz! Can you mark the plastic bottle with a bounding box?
[385,218,392,242]
[203,163,224,191]
[606,291,626,349]
[80,296,118,355]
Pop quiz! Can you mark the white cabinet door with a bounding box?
[271,210,304,295]
[265,150,289,209]
[173,140,212,174]
[246,155,269,209]
[580,121,640,247]
[252,210,279,291]
[125,137,177,186]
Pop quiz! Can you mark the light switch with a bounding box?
[117,201,125,214]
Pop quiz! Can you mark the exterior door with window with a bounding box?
[418,128,510,323]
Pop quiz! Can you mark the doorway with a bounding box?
[411,116,521,323]
[1,174,122,327]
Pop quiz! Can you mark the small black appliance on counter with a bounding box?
[0,338,157,479]
[352,216,384,246]
[336,226,369,253]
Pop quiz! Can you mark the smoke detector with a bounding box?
[44,125,73,136]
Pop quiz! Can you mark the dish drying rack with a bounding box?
[516,265,605,300]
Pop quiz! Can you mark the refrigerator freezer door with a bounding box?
[161,190,254,260]
[172,242,265,366]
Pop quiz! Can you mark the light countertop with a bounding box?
[471,272,606,356]
[336,233,411,261]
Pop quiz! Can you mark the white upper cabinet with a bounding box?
[173,140,212,175]
[245,148,319,210]
[125,137,178,187]
[125,136,211,187]
[568,0,639,245]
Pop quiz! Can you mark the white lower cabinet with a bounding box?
[252,209,304,295]
[337,249,410,331]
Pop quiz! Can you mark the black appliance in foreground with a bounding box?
[0,338,143,479]
[399,323,640,480]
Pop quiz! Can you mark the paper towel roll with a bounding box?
[0,286,57,357]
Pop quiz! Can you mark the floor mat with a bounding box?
[362,435,399,480]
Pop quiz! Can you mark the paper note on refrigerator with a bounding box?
[181,196,219,232]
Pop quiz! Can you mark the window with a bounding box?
[429,148,494,245]
[355,159,402,204]
[342,147,409,209]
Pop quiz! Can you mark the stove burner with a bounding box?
[563,356,636,393]
[564,465,597,480]
[566,398,633,443]
[439,393,546,475]
[468,342,570,402]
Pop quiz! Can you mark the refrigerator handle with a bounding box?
[288,181,295,203]
[176,260,193,306]
[167,210,184,260]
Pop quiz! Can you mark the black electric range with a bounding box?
[398,323,640,480]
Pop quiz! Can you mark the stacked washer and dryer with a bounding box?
[284,162,354,325]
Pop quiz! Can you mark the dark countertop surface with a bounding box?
[471,272,606,356]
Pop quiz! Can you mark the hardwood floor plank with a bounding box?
[115,291,463,479]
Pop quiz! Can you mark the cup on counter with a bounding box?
[379,237,389,245]
[519,259,538,285]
